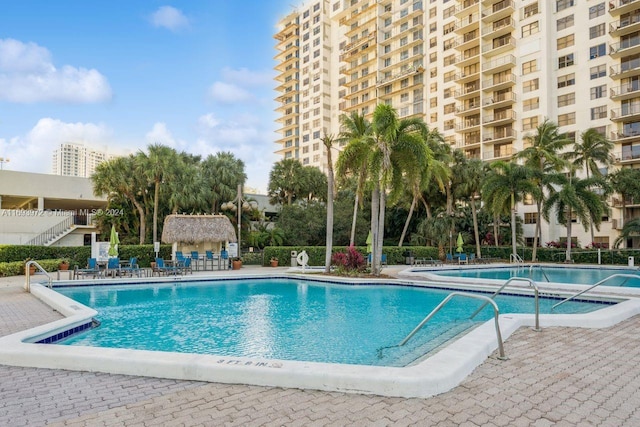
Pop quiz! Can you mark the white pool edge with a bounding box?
[1,279,639,398]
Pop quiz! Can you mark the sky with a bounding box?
[0,0,294,193]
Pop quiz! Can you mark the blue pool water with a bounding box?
[55,278,609,367]
[427,266,640,287]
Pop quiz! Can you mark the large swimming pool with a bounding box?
[417,266,640,287]
[55,277,606,367]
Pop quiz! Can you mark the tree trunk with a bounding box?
[370,185,380,274]
[324,147,334,273]
[566,211,573,262]
[471,196,481,258]
[374,186,386,276]
[349,193,359,247]
[511,194,517,259]
[153,179,160,244]
[398,196,417,247]
[532,200,542,262]
[493,213,499,248]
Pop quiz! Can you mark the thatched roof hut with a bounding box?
[161,214,237,244]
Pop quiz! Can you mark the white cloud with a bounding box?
[0,118,112,174]
[197,113,220,129]
[145,122,178,148]
[149,6,190,32]
[208,81,253,104]
[0,38,112,104]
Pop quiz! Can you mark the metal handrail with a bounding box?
[510,253,523,263]
[552,273,640,311]
[398,292,507,360]
[470,277,540,332]
[528,264,551,283]
[25,260,53,292]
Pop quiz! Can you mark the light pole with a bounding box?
[0,157,9,170]
[222,184,250,258]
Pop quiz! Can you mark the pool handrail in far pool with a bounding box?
[397,291,507,360]
[470,277,541,332]
[552,273,640,311]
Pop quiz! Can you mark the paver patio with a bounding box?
[1,273,639,426]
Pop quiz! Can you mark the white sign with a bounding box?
[227,242,238,258]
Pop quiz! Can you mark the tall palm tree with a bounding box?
[482,161,537,260]
[610,168,640,246]
[368,104,428,275]
[92,155,147,244]
[336,111,372,246]
[543,169,609,261]
[516,119,571,261]
[456,158,485,258]
[567,128,614,243]
[322,133,336,273]
[201,152,247,213]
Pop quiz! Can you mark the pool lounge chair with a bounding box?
[153,258,180,276]
[74,258,101,280]
[458,253,468,264]
[119,257,144,277]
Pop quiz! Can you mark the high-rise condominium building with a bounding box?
[274,0,640,249]
[52,142,110,178]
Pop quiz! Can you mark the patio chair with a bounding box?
[469,253,476,264]
[191,251,201,271]
[119,257,144,277]
[205,251,216,270]
[381,254,387,266]
[445,253,454,264]
[220,250,229,269]
[178,257,192,274]
[74,257,101,280]
[154,258,180,276]
[458,253,468,264]
[106,257,121,278]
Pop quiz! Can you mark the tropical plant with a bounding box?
[454,157,484,258]
[201,152,247,213]
[610,167,640,247]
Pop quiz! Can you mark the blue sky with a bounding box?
[0,1,293,192]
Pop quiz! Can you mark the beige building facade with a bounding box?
[52,142,111,178]
[274,0,640,249]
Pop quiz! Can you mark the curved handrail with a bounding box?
[25,260,53,292]
[552,273,640,311]
[528,264,550,283]
[398,291,507,360]
[470,277,540,332]
[510,253,523,264]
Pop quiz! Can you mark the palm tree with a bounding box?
[268,159,304,205]
[398,127,448,247]
[456,158,485,258]
[610,168,640,246]
[336,111,372,246]
[201,152,247,213]
[516,119,571,261]
[416,214,452,260]
[543,169,609,261]
[482,161,537,260]
[567,128,614,243]
[92,156,147,244]
[614,217,640,248]
[322,133,336,273]
[368,104,428,275]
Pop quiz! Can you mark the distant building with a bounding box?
[52,142,112,178]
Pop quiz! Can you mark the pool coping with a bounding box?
[1,273,640,398]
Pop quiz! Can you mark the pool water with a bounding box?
[429,266,640,286]
[55,278,608,367]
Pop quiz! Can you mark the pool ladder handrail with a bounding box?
[398,291,507,360]
[469,277,541,332]
[551,273,640,311]
[510,253,524,264]
[528,264,551,283]
[25,260,53,292]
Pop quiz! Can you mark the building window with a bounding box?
[557,73,575,88]
[591,105,607,120]
[557,93,575,107]
[557,15,574,31]
[589,3,605,19]
[590,43,606,59]
[590,64,606,79]
[590,23,605,39]
[524,97,540,111]
[590,84,606,99]
[522,116,539,131]
[558,112,576,126]
[556,0,575,12]
[522,22,539,37]
[522,59,537,75]
[558,54,574,68]
[523,2,539,18]
[557,35,574,50]
[525,212,538,224]
[523,78,539,93]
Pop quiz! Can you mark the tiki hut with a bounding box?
[161,214,237,258]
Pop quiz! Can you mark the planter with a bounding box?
[270,260,279,267]
[232,260,242,270]
[59,263,69,271]
[28,265,36,276]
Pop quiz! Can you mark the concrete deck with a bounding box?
[1,267,640,426]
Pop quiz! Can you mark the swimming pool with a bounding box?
[410,265,640,287]
[54,278,603,367]
[1,274,638,398]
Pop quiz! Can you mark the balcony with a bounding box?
[455,32,479,52]
[483,110,516,125]
[611,82,640,100]
[609,0,640,17]
[615,147,640,163]
[454,83,481,100]
[611,128,640,141]
[454,101,481,116]
[482,17,515,38]
[376,64,424,85]
[455,70,481,84]
[482,36,516,57]
[483,128,517,144]
[454,12,481,34]
[455,119,481,132]
[456,50,481,68]
[610,34,640,58]
[483,145,515,161]
[611,104,640,121]
[483,92,517,108]
[482,54,516,73]
[481,0,515,23]
[340,32,376,56]
[482,73,516,91]
[610,14,640,36]
[610,59,640,79]
[455,0,480,18]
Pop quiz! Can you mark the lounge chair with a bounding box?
[191,251,201,271]
[445,253,454,264]
[74,258,101,279]
[458,253,468,264]
[220,250,229,269]
[153,258,180,276]
[178,257,192,274]
[119,257,144,277]
[205,250,215,270]
[106,257,121,277]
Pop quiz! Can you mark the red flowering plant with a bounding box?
[331,246,366,275]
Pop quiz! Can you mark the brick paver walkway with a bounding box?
[2,282,640,426]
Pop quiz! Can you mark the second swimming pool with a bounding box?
[55,277,607,367]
